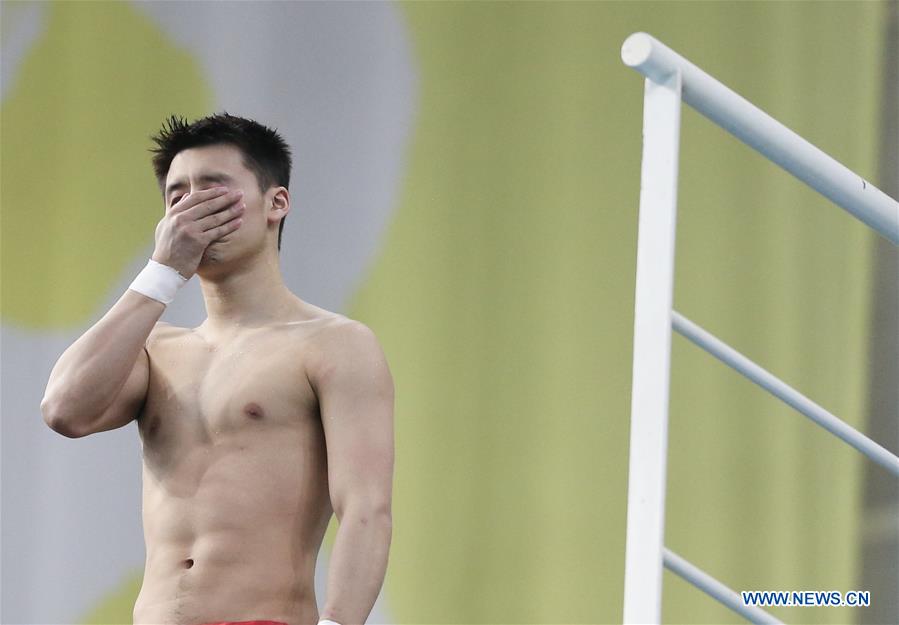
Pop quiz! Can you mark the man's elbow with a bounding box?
[339,501,392,529]
[363,508,393,545]
[41,397,85,438]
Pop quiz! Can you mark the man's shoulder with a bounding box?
[304,314,386,374]
[284,302,347,330]
[306,313,380,350]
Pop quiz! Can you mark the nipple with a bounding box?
[244,402,264,419]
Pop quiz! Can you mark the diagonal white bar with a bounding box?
[622,70,683,624]
[663,548,784,625]
[672,310,899,477]
[621,32,899,246]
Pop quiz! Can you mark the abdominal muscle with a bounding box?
[133,426,332,625]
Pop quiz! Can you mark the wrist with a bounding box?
[150,253,192,280]
[128,258,189,305]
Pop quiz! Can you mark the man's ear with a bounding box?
[267,186,290,225]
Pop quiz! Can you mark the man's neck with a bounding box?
[197,251,295,336]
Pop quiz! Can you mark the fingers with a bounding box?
[179,188,244,221]
[204,214,244,241]
[197,200,245,232]
[165,186,245,245]
[169,186,230,215]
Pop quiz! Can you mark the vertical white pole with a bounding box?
[622,70,682,624]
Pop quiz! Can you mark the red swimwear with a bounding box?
[197,621,288,625]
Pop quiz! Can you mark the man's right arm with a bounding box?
[40,185,245,438]
[41,291,162,438]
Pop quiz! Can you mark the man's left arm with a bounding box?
[313,320,395,625]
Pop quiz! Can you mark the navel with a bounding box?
[183,558,194,569]
[243,402,265,419]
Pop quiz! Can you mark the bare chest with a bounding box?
[138,328,319,457]
[136,324,332,547]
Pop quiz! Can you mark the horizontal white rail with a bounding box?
[663,548,783,625]
[672,310,899,476]
[621,32,899,245]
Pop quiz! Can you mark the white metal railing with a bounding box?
[621,32,899,625]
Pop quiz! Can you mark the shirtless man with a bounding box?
[40,114,394,625]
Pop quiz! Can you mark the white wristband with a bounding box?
[318,620,341,625]
[128,259,188,305]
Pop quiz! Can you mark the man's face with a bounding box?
[164,143,276,270]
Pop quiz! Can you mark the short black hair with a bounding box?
[149,113,292,250]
